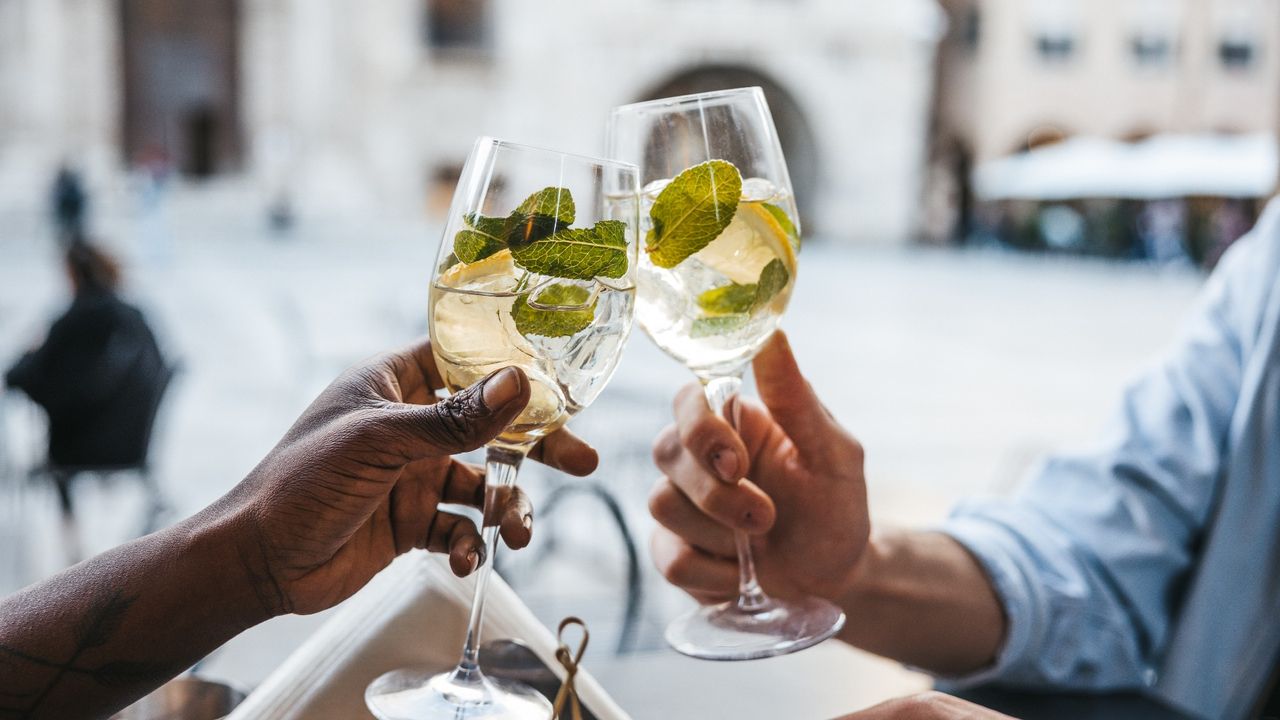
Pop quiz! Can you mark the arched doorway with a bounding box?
[119,0,242,178]
[637,66,819,233]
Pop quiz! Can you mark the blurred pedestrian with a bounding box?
[4,241,167,558]
[50,165,88,245]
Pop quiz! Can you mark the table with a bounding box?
[589,641,930,719]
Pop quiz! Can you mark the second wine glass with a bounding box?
[366,137,639,719]
[607,87,845,661]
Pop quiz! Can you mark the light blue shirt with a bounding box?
[943,199,1280,720]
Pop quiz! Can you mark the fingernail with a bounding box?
[711,448,739,482]
[522,513,533,531]
[476,544,488,568]
[482,367,523,410]
[467,550,480,573]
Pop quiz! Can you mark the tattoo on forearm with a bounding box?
[0,590,171,718]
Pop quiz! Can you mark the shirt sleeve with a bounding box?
[940,213,1276,691]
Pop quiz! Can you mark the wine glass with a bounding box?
[607,87,845,660]
[365,137,639,718]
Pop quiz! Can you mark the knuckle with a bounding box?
[683,415,718,451]
[426,393,477,447]
[698,485,738,522]
[651,426,681,467]
[847,436,865,464]
[664,547,698,586]
[913,691,949,708]
[672,383,698,416]
[647,479,679,524]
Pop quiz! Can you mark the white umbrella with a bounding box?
[973,133,1278,201]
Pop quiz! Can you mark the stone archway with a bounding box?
[119,0,242,178]
[637,65,819,234]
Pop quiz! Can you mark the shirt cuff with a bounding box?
[932,503,1038,687]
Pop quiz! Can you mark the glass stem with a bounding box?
[448,446,525,690]
[702,375,770,613]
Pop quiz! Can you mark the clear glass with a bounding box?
[607,87,845,660]
[366,137,639,719]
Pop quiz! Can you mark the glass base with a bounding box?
[665,595,846,661]
[365,667,552,720]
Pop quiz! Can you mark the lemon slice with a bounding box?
[439,249,517,289]
[692,202,798,285]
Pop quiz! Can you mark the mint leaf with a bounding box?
[697,283,757,315]
[647,160,742,268]
[511,220,629,280]
[761,202,800,246]
[517,187,576,224]
[507,187,575,247]
[452,188,576,262]
[754,258,790,306]
[696,258,791,317]
[505,212,562,248]
[512,283,596,337]
[691,314,749,338]
[454,213,508,263]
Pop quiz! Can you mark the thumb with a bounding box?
[752,331,838,460]
[381,366,530,458]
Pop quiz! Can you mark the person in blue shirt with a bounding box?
[648,201,1280,719]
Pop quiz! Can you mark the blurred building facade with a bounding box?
[924,0,1280,248]
[0,0,944,243]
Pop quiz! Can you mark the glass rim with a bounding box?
[476,136,639,173]
[610,86,765,115]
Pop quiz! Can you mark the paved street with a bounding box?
[0,199,1204,690]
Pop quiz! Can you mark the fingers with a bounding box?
[529,427,598,476]
[393,459,534,559]
[377,366,531,459]
[650,526,739,597]
[389,460,471,555]
[752,331,841,461]
[487,485,534,550]
[431,465,533,549]
[648,477,737,558]
[673,383,750,483]
[422,510,485,577]
[652,424,775,533]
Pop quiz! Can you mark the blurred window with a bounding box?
[425,0,491,57]
[1031,0,1078,64]
[1218,36,1255,70]
[1036,33,1076,62]
[1131,34,1173,66]
[961,8,981,53]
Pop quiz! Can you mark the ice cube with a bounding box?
[740,177,779,203]
[642,178,673,198]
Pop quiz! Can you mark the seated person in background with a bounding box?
[5,241,167,522]
[0,343,597,719]
[648,200,1280,719]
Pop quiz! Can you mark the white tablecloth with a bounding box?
[226,551,628,720]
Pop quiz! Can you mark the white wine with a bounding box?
[624,174,799,380]
[430,249,635,448]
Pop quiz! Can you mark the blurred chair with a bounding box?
[500,479,644,655]
[29,362,179,547]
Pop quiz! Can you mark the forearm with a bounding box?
[838,529,1005,676]
[0,506,271,719]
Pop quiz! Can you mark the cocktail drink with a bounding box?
[366,137,638,719]
[633,165,798,381]
[608,87,844,661]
